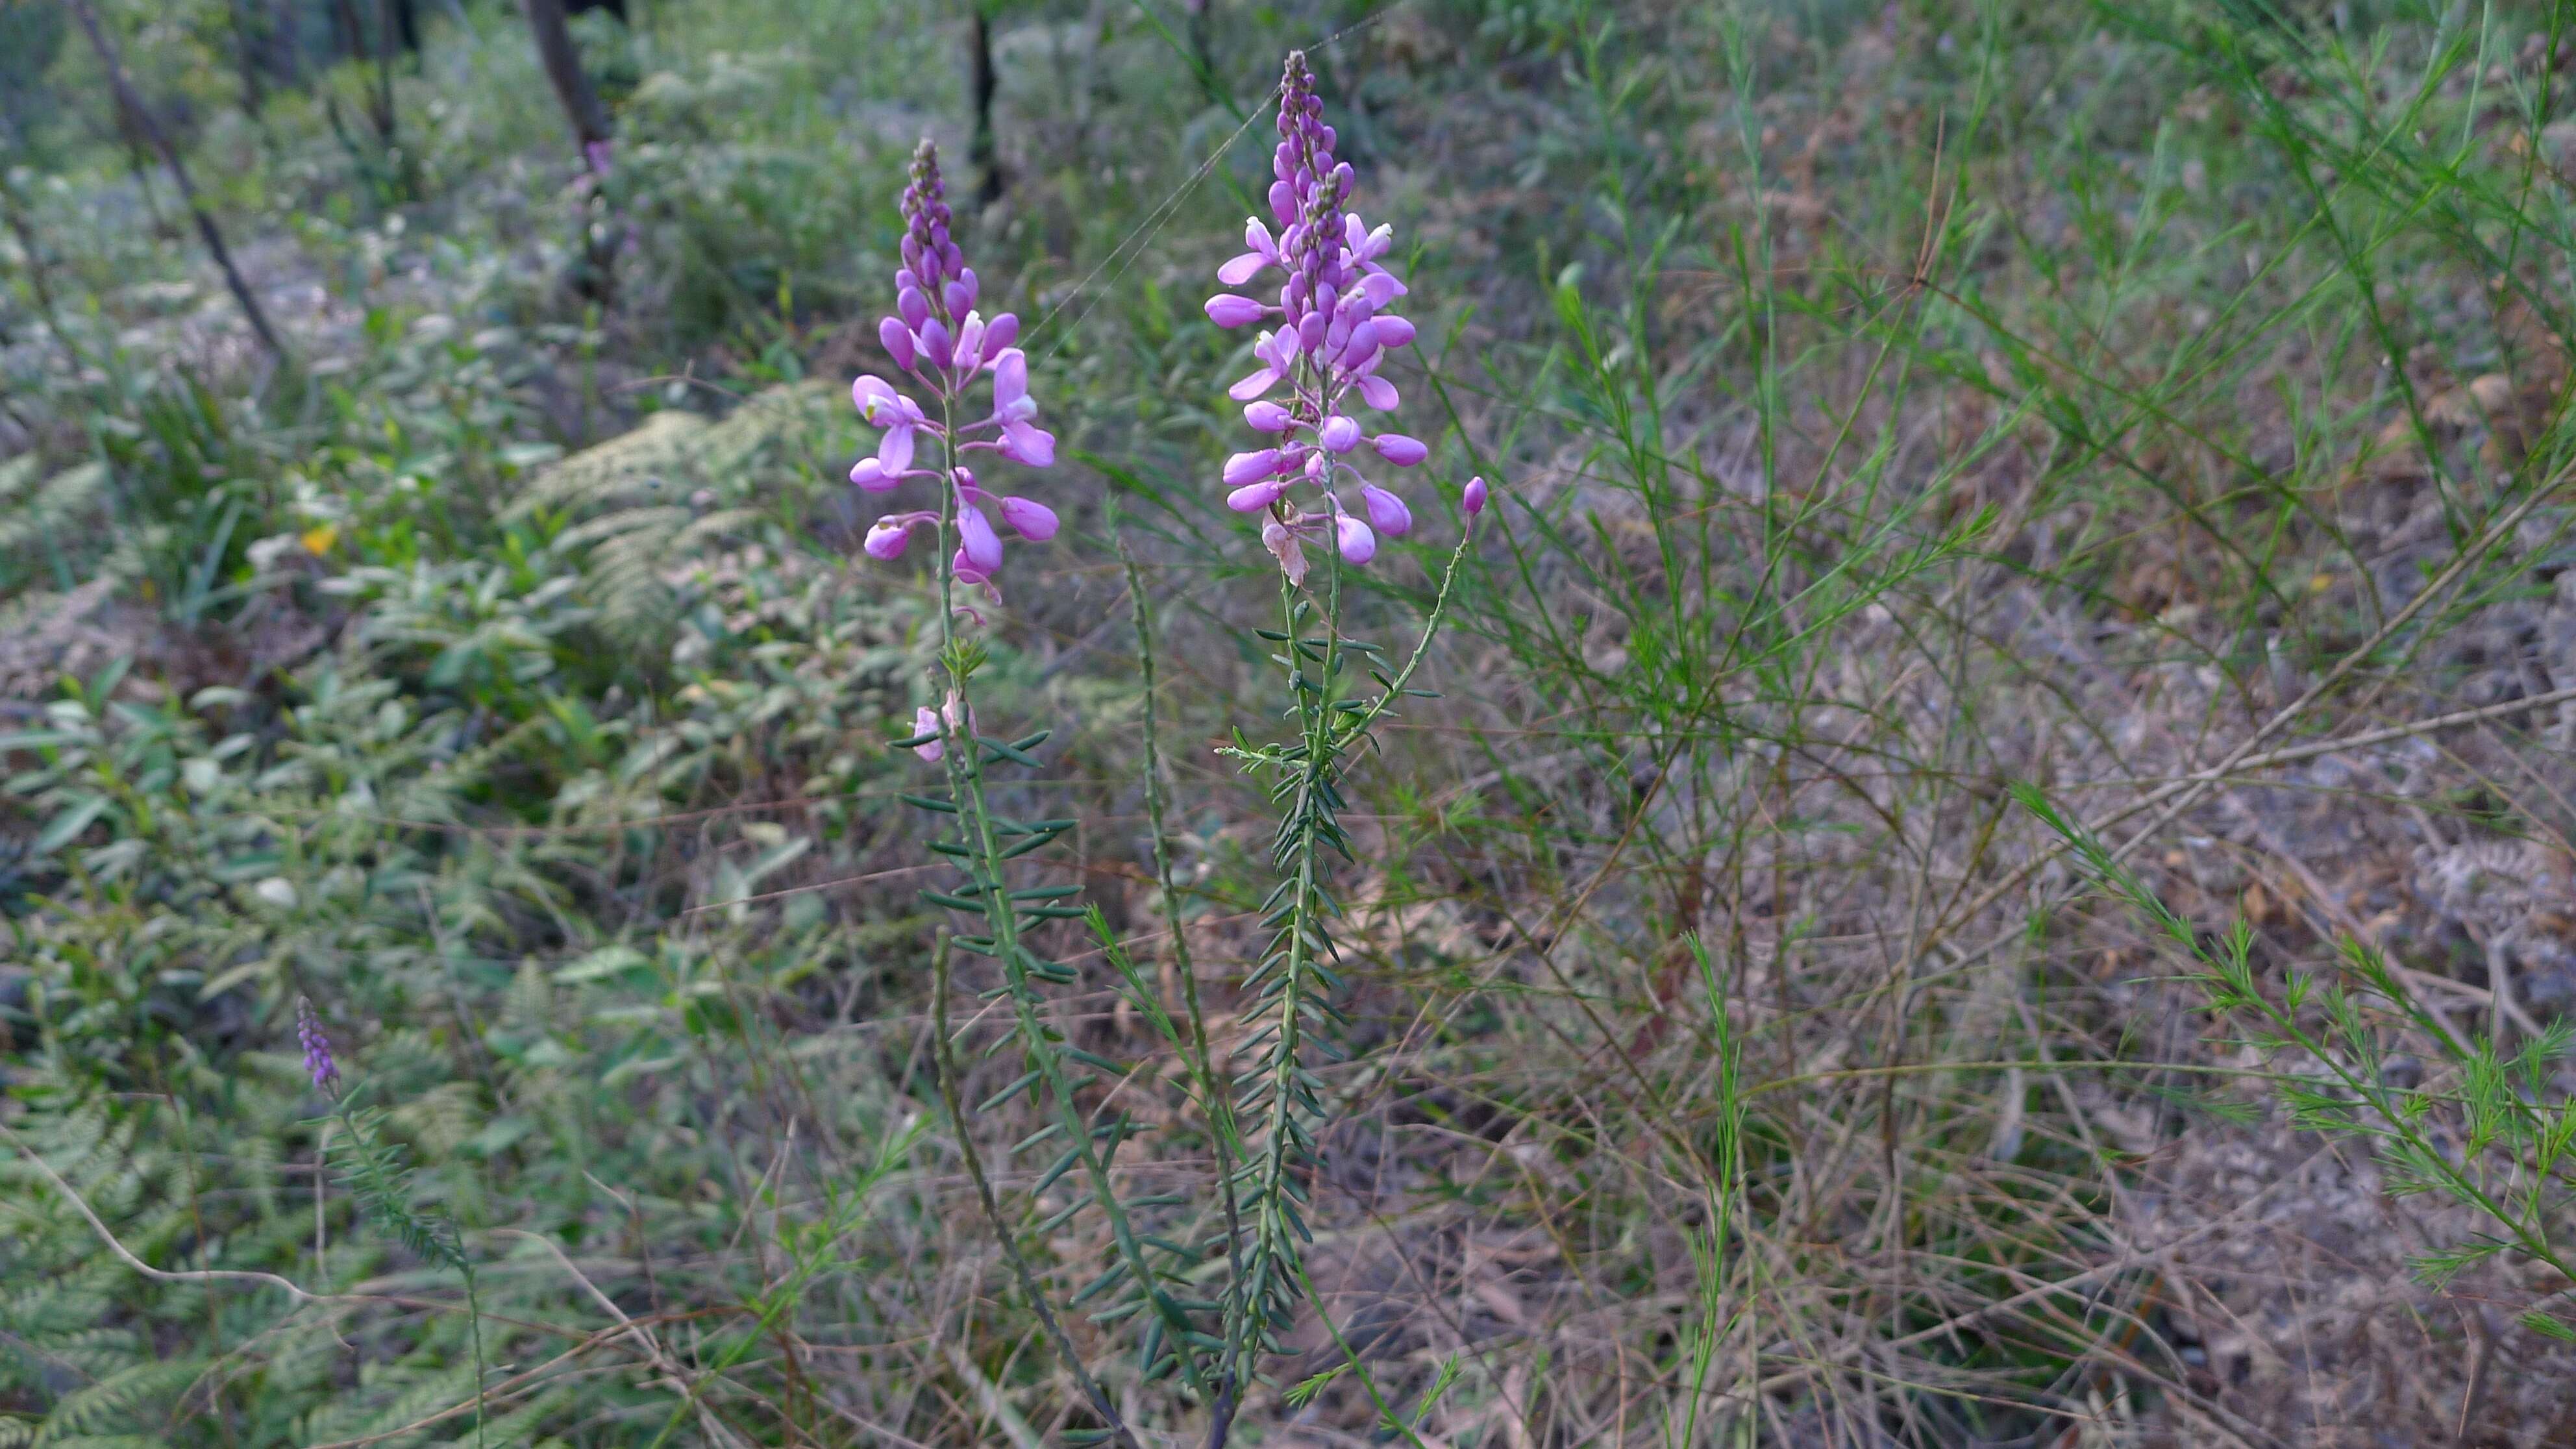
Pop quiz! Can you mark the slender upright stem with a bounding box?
[923,409,1159,1444]
[64,0,289,362]
[1111,513,1252,1440]
[928,933,1137,1449]
[1234,561,1343,1390]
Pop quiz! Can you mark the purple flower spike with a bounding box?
[1203,52,1429,578]
[296,998,340,1094]
[847,140,1056,604]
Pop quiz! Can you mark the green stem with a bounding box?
[926,406,1204,1408]
[464,1267,486,1449]
[1111,510,1250,1428]
[1235,563,1344,1387]
[928,932,1139,1449]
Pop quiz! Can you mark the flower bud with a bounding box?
[879,317,916,369]
[1228,478,1290,512]
[865,516,915,558]
[956,502,1004,574]
[1361,483,1412,537]
[1206,294,1269,328]
[1223,449,1284,486]
[999,495,1059,540]
[1370,433,1428,466]
[1335,512,1376,564]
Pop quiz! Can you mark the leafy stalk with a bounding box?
[1220,522,1479,1395]
[915,407,1204,1436]
[1111,510,1252,1435]
[327,1094,485,1449]
[2018,784,2576,1335]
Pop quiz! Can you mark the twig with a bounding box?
[499,1228,754,1449]
[5,1119,317,1304]
[62,0,289,362]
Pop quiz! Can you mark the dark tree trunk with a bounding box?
[971,6,1002,205]
[64,0,288,362]
[325,0,395,146]
[269,0,301,86]
[525,0,612,155]
[523,0,617,299]
[227,0,268,117]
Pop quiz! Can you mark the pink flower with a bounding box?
[852,374,902,423]
[907,690,976,762]
[1262,515,1309,585]
[999,422,1056,467]
[1359,482,1411,536]
[1334,511,1376,563]
[879,317,917,368]
[1219,217,1281,285]
[847,141,1058,596]
[956,502,1004,575]
[1224,449,1283,486]
[910,705,946,761]
[992,349,1034,419]
[876,421,915,475]
[867,512,935,558]
[1463,476,1487,517]
[1206,294,1270,328]
[1370,433,1427,466]
[999,496,1058,539]
[1204,54,1430,578]
[1228,478,1291,512]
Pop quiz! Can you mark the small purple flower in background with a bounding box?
[908,690,976,763]
[297,998,340,1095]
[848,140,1056,604]
[1204,51,1430,574]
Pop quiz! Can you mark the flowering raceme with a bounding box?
[848,141,1059,597]
[1204,51,1427,582]
[297,998,340,1093]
